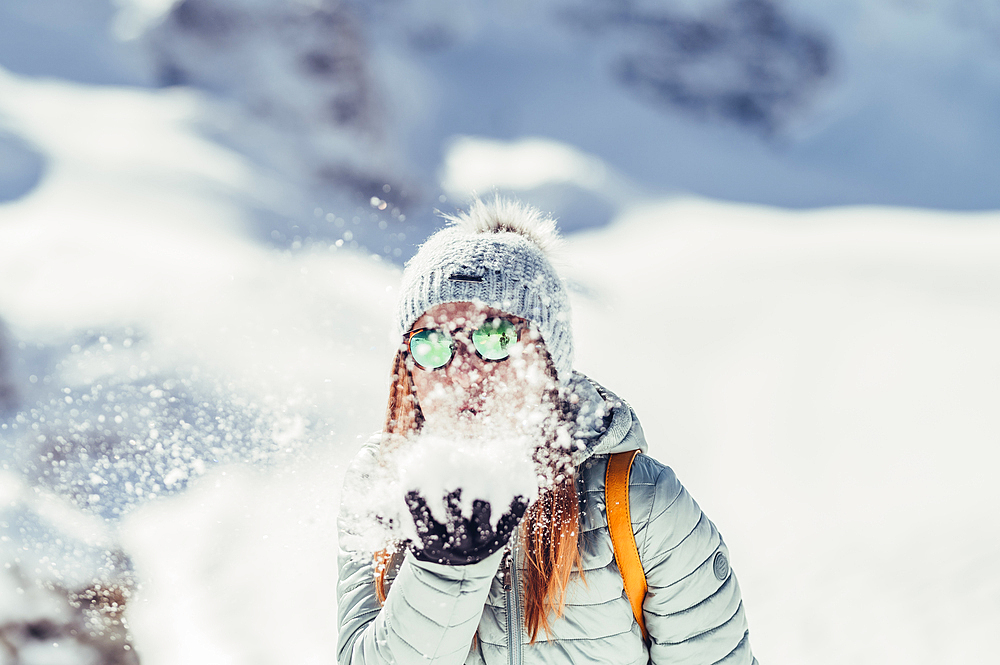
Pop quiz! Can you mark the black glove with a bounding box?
[405,489,528,565]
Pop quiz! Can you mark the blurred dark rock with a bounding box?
[2,325,326,526]
[149,0,378,142]
[0,541,138,665]
[172,0,237,37]
[15,375,279,520]
[564,0,832,133]
[0,466,138,665]
[144,0,420,252]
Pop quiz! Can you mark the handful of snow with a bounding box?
[394,432,539,534]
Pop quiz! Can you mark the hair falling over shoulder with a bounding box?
[382,351,421,452]
[374,350,581,643]
[517,470,582,642]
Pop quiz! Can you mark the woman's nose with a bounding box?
[444,338,482,385]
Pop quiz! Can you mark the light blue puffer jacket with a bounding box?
[337,376,757,665]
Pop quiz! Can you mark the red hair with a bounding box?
[374,350,581,642]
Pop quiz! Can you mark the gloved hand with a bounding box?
[405,489,528,565]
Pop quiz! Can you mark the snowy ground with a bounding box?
[39,196,997,665]
[2,2,1000,663]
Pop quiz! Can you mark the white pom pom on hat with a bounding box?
[440,198,562,255]
[396,197,574,385]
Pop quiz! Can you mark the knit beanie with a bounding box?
[396,198,573,386]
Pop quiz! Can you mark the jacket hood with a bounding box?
[566,372,647,465]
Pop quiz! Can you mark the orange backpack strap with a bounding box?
[606,449,648,641]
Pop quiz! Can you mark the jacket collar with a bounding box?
[566,372,648,465]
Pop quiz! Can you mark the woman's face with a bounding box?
[407,302,553,433]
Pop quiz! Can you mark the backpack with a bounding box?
[605,449,649,641]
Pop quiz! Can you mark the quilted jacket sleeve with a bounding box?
[631,456,757,665]
[336,443,502,665]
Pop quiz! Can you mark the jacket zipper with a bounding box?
[503,536,522,665]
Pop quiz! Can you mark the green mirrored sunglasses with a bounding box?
[405,318,521,370]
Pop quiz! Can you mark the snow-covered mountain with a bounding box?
[346,0,1000,214]
[6,0,997,253]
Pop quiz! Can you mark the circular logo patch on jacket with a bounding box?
[713,551,730,580]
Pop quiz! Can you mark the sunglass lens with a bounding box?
[472,319,517,360]
[409,329,453,369]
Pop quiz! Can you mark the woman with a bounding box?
[337,198,757,664]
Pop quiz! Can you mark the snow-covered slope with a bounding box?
[566,200,1000,664]
[101,199,1000,665]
